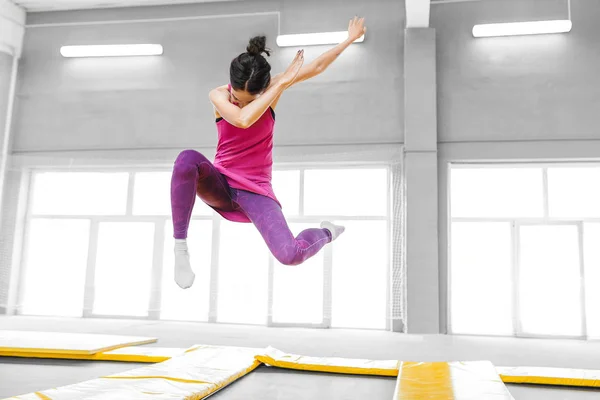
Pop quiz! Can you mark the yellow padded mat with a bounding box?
[256,346,400,376]
[497,366,600,388]
[6,341,596,399]
[7,345,263,400]
[0,330,157,355]
[0,346,186,363]
[256,347,600,390]
[394,361,515,400]
[257,348,514,398]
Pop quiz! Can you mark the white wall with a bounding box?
[432,0,600,331]
[435,0,599,143]
[0,0,26,57]
[14,0,404,154]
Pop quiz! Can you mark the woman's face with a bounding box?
[230,88,260,108]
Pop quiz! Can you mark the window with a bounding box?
[332,220,388,329]
[217,221,269,325]
[30,172,129,216]
[20,219,90,317]
[450,222,513,336]
[449,164,598,339]
[517,224,583,337]
[92,222,155,317]
[272,223,324,325]
[18,166,392,330]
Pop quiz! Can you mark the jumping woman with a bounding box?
[171,17,367,289]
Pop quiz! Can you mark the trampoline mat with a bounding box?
[208,365,397,400]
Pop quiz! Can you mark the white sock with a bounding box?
[320,221,346,241]
[174,239,195,289]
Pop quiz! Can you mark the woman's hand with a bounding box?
[268,18,365,95]
[278,50,305,87]
[211,52,304,127]
[348,16,366,42]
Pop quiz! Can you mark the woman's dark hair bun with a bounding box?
[247,36,270,57]
[230,35,272,94]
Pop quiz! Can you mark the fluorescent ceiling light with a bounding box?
[60,44,164,58]
[276,32,365,47]
[473,20,572,38]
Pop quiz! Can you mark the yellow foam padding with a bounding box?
[0,330,157,355]
[497,366,600,388]
[0,345,185,363]
[0,345,187,363]
[7,345,264,400]
[394,361,515,400]
[254,346,600,390]
[255,346,400,376]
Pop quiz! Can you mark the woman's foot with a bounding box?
[174,239,195,289]
[320,221,346,241]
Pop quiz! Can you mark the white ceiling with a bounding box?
[10,0,239,12]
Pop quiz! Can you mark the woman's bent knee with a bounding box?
[175,149,207,165]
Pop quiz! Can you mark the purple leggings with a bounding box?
[171,150,331,266]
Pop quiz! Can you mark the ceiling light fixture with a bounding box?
[473,20,572,37]
[60,44,164,58]
[276,32,364,47]
[472,0,572,37]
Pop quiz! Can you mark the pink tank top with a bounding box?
[213,85,280,222]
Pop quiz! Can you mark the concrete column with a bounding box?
[0,0,25,202]
[0,52,15,315]
[0,0,25,314]
[0,0,25,216]
[403,28,439,333]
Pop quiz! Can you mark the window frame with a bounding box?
[513,220,587,340]
[448,162,596,339]
[16,163,393,330]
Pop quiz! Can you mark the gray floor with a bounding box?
[1,317,600,399]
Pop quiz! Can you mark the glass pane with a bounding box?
[31,172,129,215]
[161,220,212,321]
[217,221,269,324]
[271,170,300,217]
[93,222,155,317]
[518,224,583,336]
[133,171,212,216]
[548,167,600,218]
[304,169,388,216]
[272,223,324,324]
[332,220,388,329]
[20,219,90,317]
[451,167,544,218]
[584,223,600,338]
[450,222,513,335]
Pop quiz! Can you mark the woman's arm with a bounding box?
[209,50,304,129]
[209,82,285,129]
[271,17,366,90]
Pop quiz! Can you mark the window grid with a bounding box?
[82,220,99,318]
[125,172,135,215]
[148,220,166,319]
[14,171,37,319]
[449,163,598,339]
[208,217,221,323]
[17,165,392,330]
